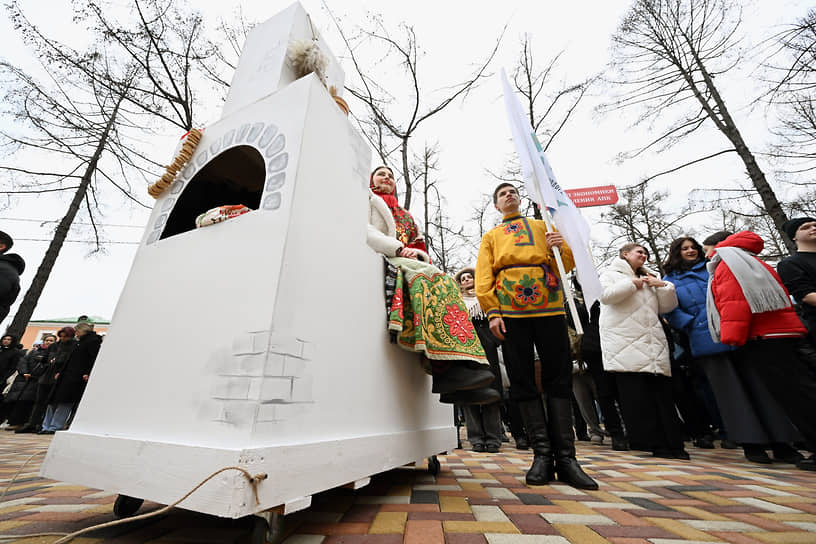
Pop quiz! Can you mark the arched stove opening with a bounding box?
[160,145,265,240]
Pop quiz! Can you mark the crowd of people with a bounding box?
[1,174,813,491]
[0,320,102,434]
[0,231,103,435]
[366,166,816,487]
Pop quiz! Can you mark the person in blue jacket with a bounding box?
[663,236,803,465]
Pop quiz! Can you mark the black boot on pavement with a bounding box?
[514,436,530,450]
[547,396,599,490]
[517,397,554,485]
[796,455,816,471]
[772,443,804,464]
[744,445,772,464]
[611,433,629,451]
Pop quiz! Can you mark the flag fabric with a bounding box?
[500,69,603,308]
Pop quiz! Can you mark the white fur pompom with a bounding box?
[287,40,328,85]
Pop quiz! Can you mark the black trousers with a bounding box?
[504,393,527,440]
[614,372,685,451]
[584,350,624,437]
[25,383,53,429]
[698,351,801,444]
[671,363,715,438]
[502,315,572,401]
[738,338,816,451]
[473,320,503,394]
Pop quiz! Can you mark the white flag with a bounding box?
[500,69,602,308]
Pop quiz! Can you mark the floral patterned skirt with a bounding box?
[387,257,488,365]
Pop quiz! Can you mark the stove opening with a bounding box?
[160,145,264,240]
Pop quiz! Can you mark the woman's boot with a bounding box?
[546,396,599,490]
[517,397,554,485]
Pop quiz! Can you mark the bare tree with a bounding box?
[763,9,816,176]
[0,0,223,335]
[406,142,469,272]
[8,0,213,131]
[0,60,150,338]
[326,9,503,210]
[689,185,812,260]
[600,184,699,275]
[197,9,255,100]
[410,142,440,249]
[603,0,794,252]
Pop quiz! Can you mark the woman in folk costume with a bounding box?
[707,231,816,471]
[456,267,503,451]
[599,243,689,459]
[663,236,803,464]
[367,166,497,405]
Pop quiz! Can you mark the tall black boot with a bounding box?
[516,397,554,485]
[546,396,599,490]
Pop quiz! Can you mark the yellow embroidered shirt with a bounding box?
[475,213,575,319]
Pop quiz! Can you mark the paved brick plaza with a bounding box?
[1,433,815,543]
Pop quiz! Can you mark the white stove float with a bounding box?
[41,2,456,535]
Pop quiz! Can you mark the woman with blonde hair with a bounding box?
[599,243,687,459]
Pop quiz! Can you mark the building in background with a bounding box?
[21,316,109,349]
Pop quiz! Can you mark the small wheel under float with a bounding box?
[427,455,441,476]
[251,511,284,544]
[113,494,144,518]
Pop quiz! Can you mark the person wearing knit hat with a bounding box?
[782,217,816,244]
[778,217,816,345]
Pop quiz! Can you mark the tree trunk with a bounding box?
[6,96,123,339]
[689,49,795,253]
[434,202,447,273]
[401,139,412,210]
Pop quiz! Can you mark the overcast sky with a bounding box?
[1,0,811,332]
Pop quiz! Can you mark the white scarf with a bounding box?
[461,291,487,320]
[706,246,791,342]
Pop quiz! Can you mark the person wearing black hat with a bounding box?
[778,217,816,343]
[0,231,24,324]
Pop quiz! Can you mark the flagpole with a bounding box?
[530,185,584,336]
[500,68,593,332]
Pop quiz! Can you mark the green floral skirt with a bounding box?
[387,257,487,365]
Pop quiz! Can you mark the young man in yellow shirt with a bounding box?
[476,183,597,490]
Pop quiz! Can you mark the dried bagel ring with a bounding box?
[148,128,203,199]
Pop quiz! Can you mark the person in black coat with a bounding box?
[0,231,25,323]
[4,335,55,428]
[18,328,75,433]
[40,323,101,434]
[0,334,24,425]
[580,300,628,450]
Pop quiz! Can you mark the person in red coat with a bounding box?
[707,231,816,470]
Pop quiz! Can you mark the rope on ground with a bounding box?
[0,462,268,544]
[0,448,48,499]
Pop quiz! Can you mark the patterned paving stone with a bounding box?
[1,433,816,543]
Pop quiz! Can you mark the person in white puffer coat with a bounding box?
[599,243,688,459]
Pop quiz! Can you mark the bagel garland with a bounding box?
[148,128,203,199]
